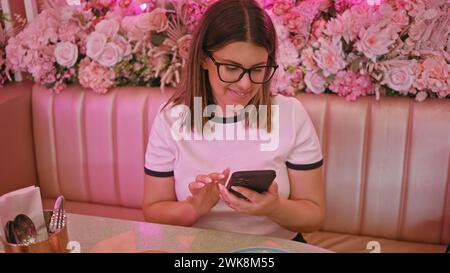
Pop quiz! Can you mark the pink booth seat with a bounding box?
[297,93,450,253]
[0,81,38,195]
[1,83,449,252]
[31,84,174,222]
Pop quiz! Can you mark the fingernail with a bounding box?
[218,174,225,179]
[206,177,212,183]
[195,183,205,189]
[231,186,238,192]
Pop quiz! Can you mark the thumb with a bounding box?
[268,181,278,194]
[218,167,230,185]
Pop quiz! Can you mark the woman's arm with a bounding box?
[142,175,200,226]
[267,166,326,233]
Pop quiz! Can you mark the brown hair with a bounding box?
[164,0,277,133]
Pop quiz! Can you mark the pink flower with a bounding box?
[390,10,410,27]
[304,71,326,94]
[329,70,374,101]
[54,42,78,68]
[296,0,321,22]
[311,19,327,40]
[313,38,347,76]
[78,58,116,94]
[324,11,354,43]
[300,47,318,71]
[121,16,141,40]
[177,34,192,60]
[86,32,107,60]
[382,62,415,94]
[136,8,168,33]
[113,36,132,57]
[356,23,398,62]
[95,19,120,39]
[420,57,449,93]
[97,42,123,67]
[58,22,81,43]
[415,91,428,102]
[272,0,293,16]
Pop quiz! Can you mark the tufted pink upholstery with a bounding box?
[1,82,448,252]
[31,84,173,216]
[297,93,450,252]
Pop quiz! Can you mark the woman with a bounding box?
[143,0,325,243]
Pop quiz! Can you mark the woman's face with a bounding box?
[202,42,269,115]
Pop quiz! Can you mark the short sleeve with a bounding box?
[286,99,323,170]
[144,111,175,177]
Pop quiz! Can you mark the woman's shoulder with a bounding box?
[271,94,307,115]
[156,101,190,126]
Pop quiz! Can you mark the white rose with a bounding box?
[54,42,78,67]
[97,42,123,67]
[304,71,326,94]
[86,32,107,60]
[383,65,414,94]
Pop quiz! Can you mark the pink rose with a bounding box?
[313,38,347,76]
[136,8,168,33]
[86,32,107,60]
[420,57,449,93]
[97,42,123,67]
[383,63,415,94]
[272,1,293,16]
[95,19,120,39]
[177,34,192,60]
[54,42,78,67]
[304,71,326,94]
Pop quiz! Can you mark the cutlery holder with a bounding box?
[1,210,68,253]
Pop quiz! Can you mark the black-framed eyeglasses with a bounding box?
[206,52,278,84]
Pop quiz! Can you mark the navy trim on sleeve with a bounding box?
[286,159,323,170]
[145,168,174,177]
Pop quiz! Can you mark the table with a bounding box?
[1,213,332,253]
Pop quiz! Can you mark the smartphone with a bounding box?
[226,170,276,199]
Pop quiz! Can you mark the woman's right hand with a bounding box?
[187,168,230,217]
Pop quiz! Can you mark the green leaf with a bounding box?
[151,33,167,47]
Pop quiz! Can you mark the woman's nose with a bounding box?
[235,72,252,90]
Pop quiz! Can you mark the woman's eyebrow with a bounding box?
[220,57,267,66]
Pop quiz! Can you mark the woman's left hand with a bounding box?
[218,181,280,216]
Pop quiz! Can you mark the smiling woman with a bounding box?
[143,0,325,244]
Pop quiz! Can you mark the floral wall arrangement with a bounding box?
[3,0,450,102]
[0,7,25,87]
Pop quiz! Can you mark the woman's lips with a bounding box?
[228,88,250,97]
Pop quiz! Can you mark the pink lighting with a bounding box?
[366,0,381,5]
[140,3,147,11]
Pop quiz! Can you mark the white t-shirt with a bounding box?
[144,94,323,239]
